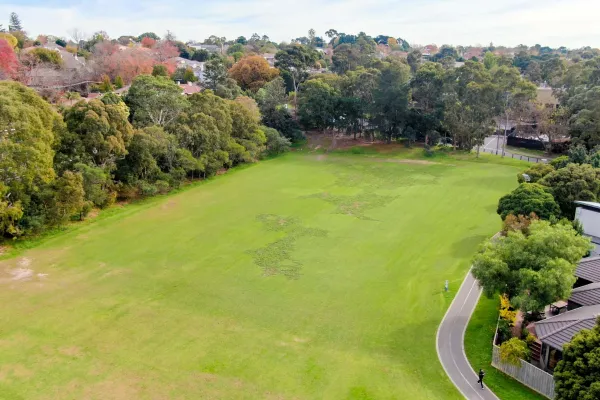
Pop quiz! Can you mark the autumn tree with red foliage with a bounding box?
[0,39,19,78]
[228,55,279,92]
[151,41,179,63]
[93,42,154,83]
[141,37,156,48]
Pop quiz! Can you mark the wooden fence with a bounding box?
[491,345,555,399]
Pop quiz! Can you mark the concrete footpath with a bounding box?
[436,270,500,400]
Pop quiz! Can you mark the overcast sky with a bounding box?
[2,0,600,48]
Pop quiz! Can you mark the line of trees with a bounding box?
[0,77,290,238]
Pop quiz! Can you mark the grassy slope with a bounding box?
[0,151,523,399]
[465,296,546,400]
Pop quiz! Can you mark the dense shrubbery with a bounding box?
[0,79,290,239]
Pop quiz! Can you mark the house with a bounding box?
[262,53,276,67]
[188,43,228,54]
[534,304,600,370]
[575,201,600,256]
[463,47,483,61]
[170,57,205,81]
[537,86,560,109]
[573,255,600,287]
[569,282,600,309]
[179,82,202,95]
[23,44,90,88]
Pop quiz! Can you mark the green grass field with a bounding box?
[0,151,523,399]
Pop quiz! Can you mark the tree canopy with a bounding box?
[472,220,591,312]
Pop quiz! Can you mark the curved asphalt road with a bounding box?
[437,270,500,400]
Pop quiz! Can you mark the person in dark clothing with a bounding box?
[477,369,485,389]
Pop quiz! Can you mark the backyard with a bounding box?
[0,150,523,399]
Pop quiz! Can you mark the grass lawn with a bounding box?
[465,296,546,400]
[505,145,551,159]
[0,151,523,399]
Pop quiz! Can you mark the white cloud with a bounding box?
[1,0,599,48]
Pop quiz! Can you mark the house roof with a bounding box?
[534,304,600,350]
[575,201,600,211]
[178,83,201,95]
[570,282,600,307]
[537,87,559,106]
[576,256,600,283]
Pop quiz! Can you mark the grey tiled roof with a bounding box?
[535,304,600,350]
[570,282,600,307]
[575,256,600,283]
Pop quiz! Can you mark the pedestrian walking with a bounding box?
[477,369,485,389]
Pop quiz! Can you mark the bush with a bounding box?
[138,181,158,197]
[517,163,554,183]
[155,180,170,194]
[496,318,512,344]
[499,294,517,326]
[551,155,570,169]
[117,184,139,201]
[499,338,529,366]
[263,127,291,156]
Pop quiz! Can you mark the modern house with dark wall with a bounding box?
[575,201,600,256]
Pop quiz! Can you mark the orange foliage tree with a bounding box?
[151,41,179,62]
[0,39,19,78]
[141,37,156,48]
[93,42,154,83]
[228,55,279,92]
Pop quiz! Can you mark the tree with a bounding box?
[0,32,17,48]
[125,74,187,127]
[407,50,422,73]
[567,86,600,149]
[275,45,319,115]
[411,62,445,142]
[0,39,18,78]
[192,49,209,62]
[114,75,124,89]
[554,317,600,400]
[171,67,198,83]
[25,48,64,67]
[42,171,85,226]
[499,338,529,366]
[525,61,542,84]
[497,183,561,220]
[517,163,555,183]
[61,99,134,170]
[8,12,22,32]
[228,55,279,92]
[298,79,338,132]
[152,64,169,77]
[0,183,23,237]
[141,37,156,48]
[472,220,591,312]
[137,32,160,41]
[0,82,59,214]
[540,163,600,218]
[204,57,228,90]
[164,30,176,42]
[229,101,266,163]
[263,127,291,156]
[152,40,179,63]
[256,77,287,111]
[371,61,411,143]
[236,36,247,45]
